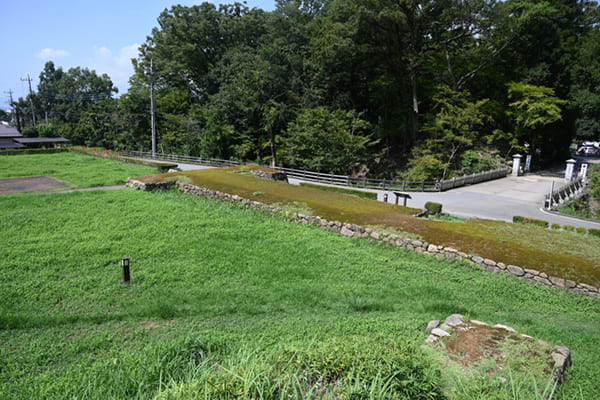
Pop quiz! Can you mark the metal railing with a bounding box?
[121,150,508,192]
[438,169,509,191]
[274,166,442,191]
[544,176,586,210]
[121,150,242,168]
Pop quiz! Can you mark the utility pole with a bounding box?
[5,89,21,131]
[21,74,37,126]
[4,89,14,122]
[150,59,156,157]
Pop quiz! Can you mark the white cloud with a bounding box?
[36,48,70,59]
[89,43,141,94]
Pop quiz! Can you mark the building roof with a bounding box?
[0,142,26,149]
[0,124,22,138]
[14,137,70,144]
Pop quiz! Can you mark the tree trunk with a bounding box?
[270,129,277,167]
[445,44,458,91]
[409,61,419,141]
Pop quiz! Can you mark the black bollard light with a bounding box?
[122,257,130,284]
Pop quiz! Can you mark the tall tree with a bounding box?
[506,81,567,159]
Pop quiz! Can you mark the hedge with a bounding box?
[512,216,549,228]
[0,148,68,156]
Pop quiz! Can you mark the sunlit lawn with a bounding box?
[1,189,598,399]
[139,167,600,286]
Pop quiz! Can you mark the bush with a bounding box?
[512,216,549,228]
[425,202,443,215]
[513,216,525,224]
[21,125,38,137]
[576,227,588,235]
[563,225,575,232]
[589,228,600,238]
[0,148,68,156]
[283,107,376,175]
[551,223,561,230]
[37,123,59,138]
[531,218,550,228]
[404,154,447,181]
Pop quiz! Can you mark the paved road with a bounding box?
[138,156,600,230]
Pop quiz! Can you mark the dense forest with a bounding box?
[8,0,600,179]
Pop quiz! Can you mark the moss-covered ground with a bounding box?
[138,167,600,286]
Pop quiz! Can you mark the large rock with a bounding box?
[507,265,525,276]
[340,225,355,237]
[441,314,465,330]
[426,320,440,333]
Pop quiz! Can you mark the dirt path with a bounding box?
[0,176,70,194]
[0,176,124,195]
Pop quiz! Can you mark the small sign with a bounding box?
[525,155,532,171]
[581,163,588,179]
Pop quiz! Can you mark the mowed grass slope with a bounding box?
[141,167,600,286]
[0,151,157,188]
[1,189,599,399]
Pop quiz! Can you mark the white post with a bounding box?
[512,154,522,177]
[580,163,588,179]
[565,159,576,180]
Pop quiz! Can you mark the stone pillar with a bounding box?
[565,159,576,180]
[512,154,522,177]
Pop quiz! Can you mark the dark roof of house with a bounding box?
[0,124,22,137]
[0,142,26,149]
[14,137,70,144]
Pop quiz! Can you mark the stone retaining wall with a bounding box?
[127,178,600,300]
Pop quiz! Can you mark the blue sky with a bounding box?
[0,0,276,111]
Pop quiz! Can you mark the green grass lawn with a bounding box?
[139,167,600,286]
[0,151,158,188]
[1,189,599,399]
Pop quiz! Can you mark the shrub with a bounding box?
[513,216,525,224]
[425,202,443,215]
[0,148,68,156]
[404,154,447,181]
[37,123,59,138]
[576,227,588,235]
[551,223,561,230]
[21,125,38,137]
[589,228,600,238]
[531,218,550,228]
[563,225,575,232]
[513,216,549,228]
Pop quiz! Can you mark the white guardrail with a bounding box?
[121,150,508,192]
[544,177,586,210]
